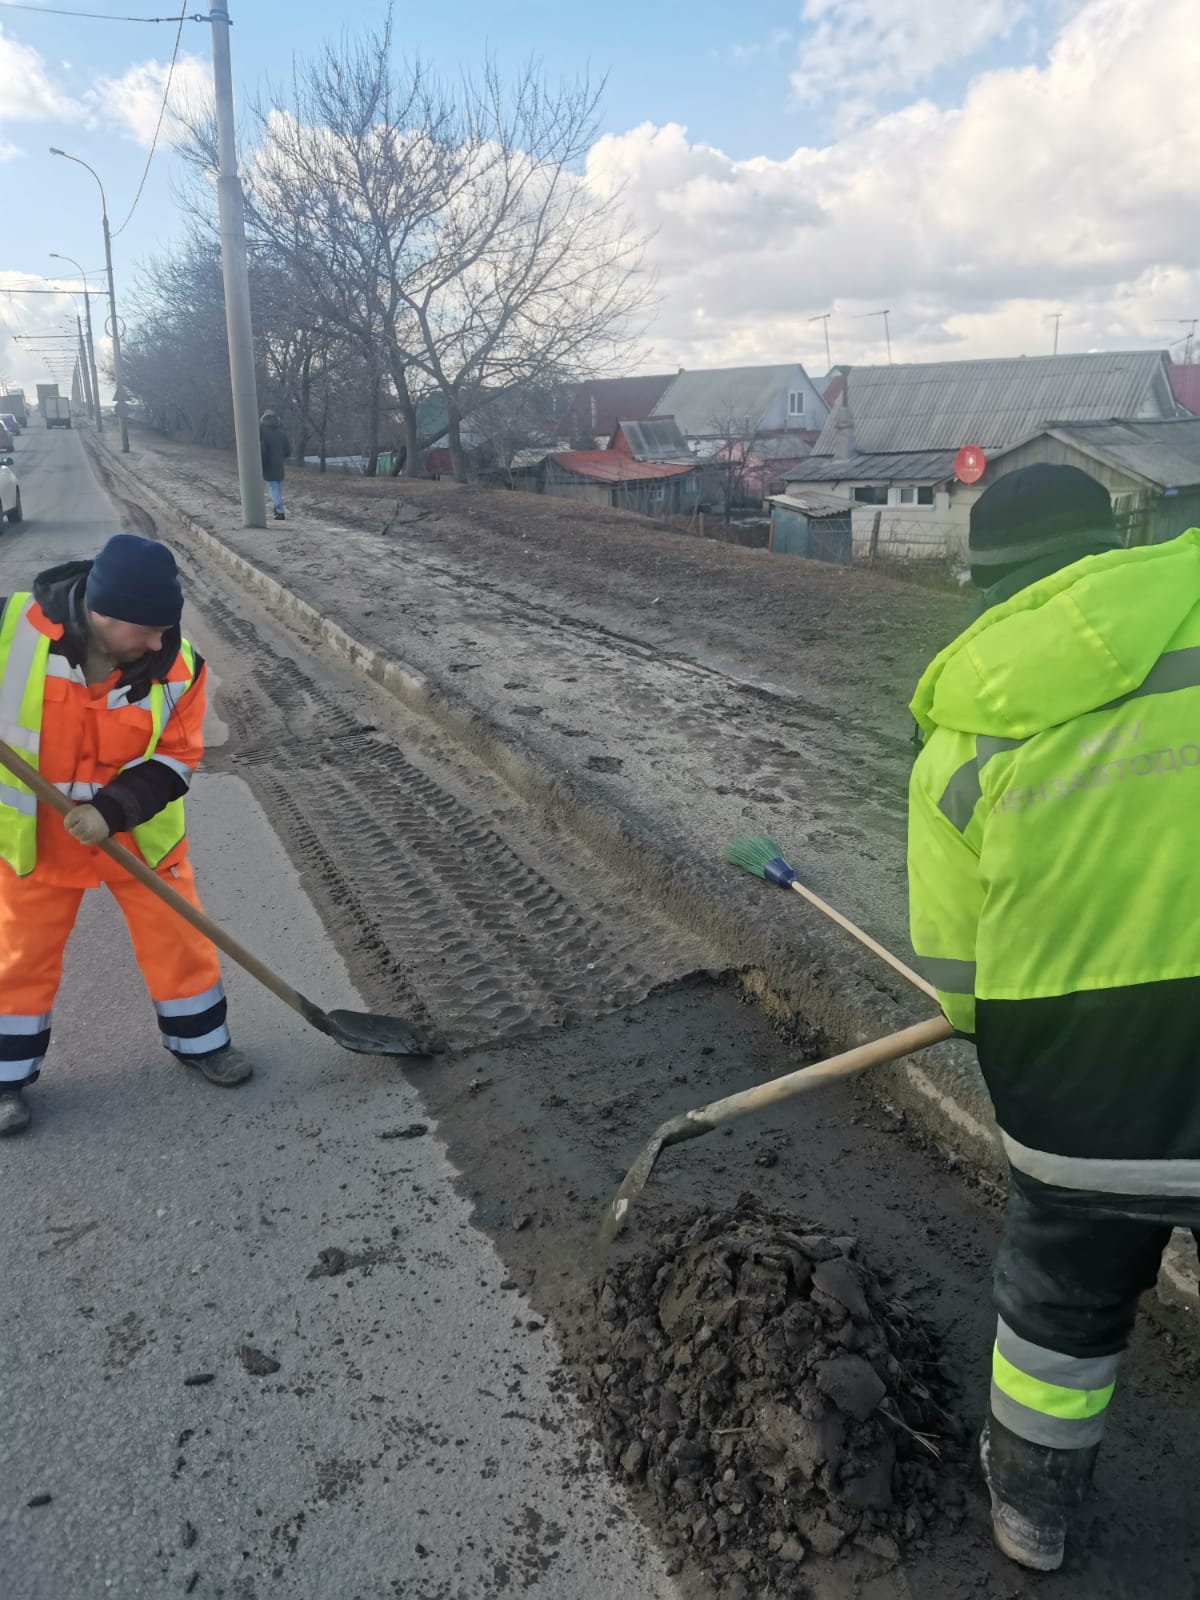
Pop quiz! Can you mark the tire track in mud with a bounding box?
[191,585,710,1046]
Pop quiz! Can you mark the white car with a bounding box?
[0,454,21,525]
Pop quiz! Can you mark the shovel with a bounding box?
[0,739,440,1058]
[599,1014,953,1244]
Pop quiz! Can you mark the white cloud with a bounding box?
[86,54,212,147]
[587,0,1200,370]
[791,0,1025,114]
[0,25,79,122]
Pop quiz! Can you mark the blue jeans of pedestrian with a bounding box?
[266,480,284,515]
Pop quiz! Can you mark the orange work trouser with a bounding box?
[0,858,230,1086]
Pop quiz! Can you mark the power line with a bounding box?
[113,6,188,236]
[0,2,203,19]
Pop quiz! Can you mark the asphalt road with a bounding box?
[0,423,678,1598]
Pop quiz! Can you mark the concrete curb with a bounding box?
[82,433,1200,1322]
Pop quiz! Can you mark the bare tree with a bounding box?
[706,403,767,533]
[176,17,648,482]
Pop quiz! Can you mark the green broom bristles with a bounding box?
[723,833,790,879]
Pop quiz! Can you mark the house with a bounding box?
[786,350,1183,564]
[555,374,677,446]
[712,432,822,504]
[987,418,1200,546]
[651,363,830,451]
[513,449,705,516]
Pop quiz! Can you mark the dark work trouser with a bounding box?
[991,1177,1196,1455]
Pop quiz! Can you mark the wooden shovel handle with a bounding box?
[0,739,318,1026]
[788,879,938,1001]
[689,1014,955,1131]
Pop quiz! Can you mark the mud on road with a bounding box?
[108,457,1200,1598]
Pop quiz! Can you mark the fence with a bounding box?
[850,511,968,590]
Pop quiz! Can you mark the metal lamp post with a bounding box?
[49,149,129,452]
[50,253,103,433]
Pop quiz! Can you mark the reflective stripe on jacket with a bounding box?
[908,529,1200,1202]
[0,592,198,876]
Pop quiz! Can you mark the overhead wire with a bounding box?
[112,5,189,236]
[0,3,198,19]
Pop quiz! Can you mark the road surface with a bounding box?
[0,425,679,1598]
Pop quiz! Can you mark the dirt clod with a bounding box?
[182,1522,197,1549]
[308,1248,347,1279]
[26,1494,52,1509]
[588,1197,962,1594]
[379,1123,428,1141]
[182,1374,214,1387]
[238,1345,281,1377]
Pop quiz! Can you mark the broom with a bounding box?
[723,833,936,1001]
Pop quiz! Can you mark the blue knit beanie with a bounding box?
[86,534,183,627]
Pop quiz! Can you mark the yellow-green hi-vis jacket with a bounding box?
[908,529,1200,1209]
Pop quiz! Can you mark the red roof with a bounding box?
[547,451,696,483]
[1169,362,1200,417]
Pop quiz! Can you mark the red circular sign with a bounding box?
[955,445,987,484]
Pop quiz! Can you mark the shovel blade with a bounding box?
[323,1008,444,1057]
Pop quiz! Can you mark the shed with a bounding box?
[527,450,704,515]
[767,492,854,562]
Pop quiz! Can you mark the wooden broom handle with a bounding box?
[788,879,938,1001]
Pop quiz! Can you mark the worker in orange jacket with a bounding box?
[0,534,251,1137]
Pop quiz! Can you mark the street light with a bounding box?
[50,252,103,433]
[49,148,129,452]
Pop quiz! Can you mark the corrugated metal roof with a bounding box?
[811,351,1173,455]
[784,450,958,484]
[612,416,691,460]
[1032,419,1200,490]
[546,451,697,483]
[653,365,817,438]
[768,491,854,517]
[1168,363,1200,417]
[567,374,676,437]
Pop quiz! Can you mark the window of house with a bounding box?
[788,390,805,417]
[917,485,935,506]
[853,485,888,505]
[899,486,916,505]
[646,483,666,506]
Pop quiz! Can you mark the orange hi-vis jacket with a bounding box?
[0,591,206,888]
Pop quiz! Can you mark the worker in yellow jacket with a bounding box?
[908,464,1200,1571]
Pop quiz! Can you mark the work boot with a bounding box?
[0,1088,31,1136]
[980,1416,1098,1573]
[179,1045,254,1088]
[273,509,286,521]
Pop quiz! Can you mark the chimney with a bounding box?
[832,402,855,462]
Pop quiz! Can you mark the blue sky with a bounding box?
[2,0,1196,388]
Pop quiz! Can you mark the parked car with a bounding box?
[0,454,21,524]
[0,426,13,455]
[0,413,21,438]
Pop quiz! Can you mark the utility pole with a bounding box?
[208,2,265,528]
[75,312,96,422]
[51,254,103,433]
[1046,312,1064,355]
[808,312,833,372]
[49,149,130,451]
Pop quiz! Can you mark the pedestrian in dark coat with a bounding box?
[259,411,291,521]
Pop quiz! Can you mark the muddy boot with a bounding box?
[0,1088,31,1136]
[980,1416,1098,1572]
[179,1045,254,1088]
[273,509,286,521]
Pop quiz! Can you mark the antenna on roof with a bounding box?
[808,312,833,371]
[856,310,892,364]
[1046,312,1064,355]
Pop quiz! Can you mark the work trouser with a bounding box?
[0,860,231,1086]
[990,1177,1196,1455]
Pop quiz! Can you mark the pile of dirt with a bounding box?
[589,1197,968,1596]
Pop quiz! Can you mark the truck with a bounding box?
[44,395,71,430]
[36,383,59,417]
[1,393,27,428]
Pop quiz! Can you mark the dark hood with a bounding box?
[32,559,183,692]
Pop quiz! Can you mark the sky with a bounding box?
[1,0,1197,398]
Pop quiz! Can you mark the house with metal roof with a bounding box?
[785,351,1184,567]
[511,448,705,517]
[651,363,829,449]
